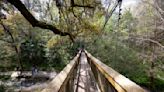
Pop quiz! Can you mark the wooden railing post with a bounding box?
[87,55,116,92]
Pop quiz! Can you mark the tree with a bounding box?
[20,37,46,69]
[5,0,119,41]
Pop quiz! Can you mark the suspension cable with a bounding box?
[102,0,122,31]
[117,0,122,28]
[114,0,122,64]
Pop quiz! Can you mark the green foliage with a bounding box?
[153,79,164,92]
[20,38,46,69]
[47,45,66,71]
[46,38,79,71]
[120,9,137,32]
[86,34,147,78]
[0,75,10,81]
[0,85,5,92]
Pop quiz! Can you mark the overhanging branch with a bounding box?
[6,0,73,38]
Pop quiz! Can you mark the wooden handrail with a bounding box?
[85,50,147,92]
[41,50,81,92]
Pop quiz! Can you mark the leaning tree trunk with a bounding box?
[0,20,23,73]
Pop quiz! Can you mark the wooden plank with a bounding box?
[75,52,100,92]
[41,51,81,92]
[85,50,147,92]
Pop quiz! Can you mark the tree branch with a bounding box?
[73,4,94,8]
[129,37,164,49]
[0,21,15,45]
[141,0,164,22]
[154,0,164,14]
[6,0,73,38]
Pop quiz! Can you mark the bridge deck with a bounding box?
[74,52,100,92]
[40,50,146,92]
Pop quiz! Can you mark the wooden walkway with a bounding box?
[74,52,100,92]
[40,50,146,92]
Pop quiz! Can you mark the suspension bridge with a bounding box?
[30,50,147,92]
